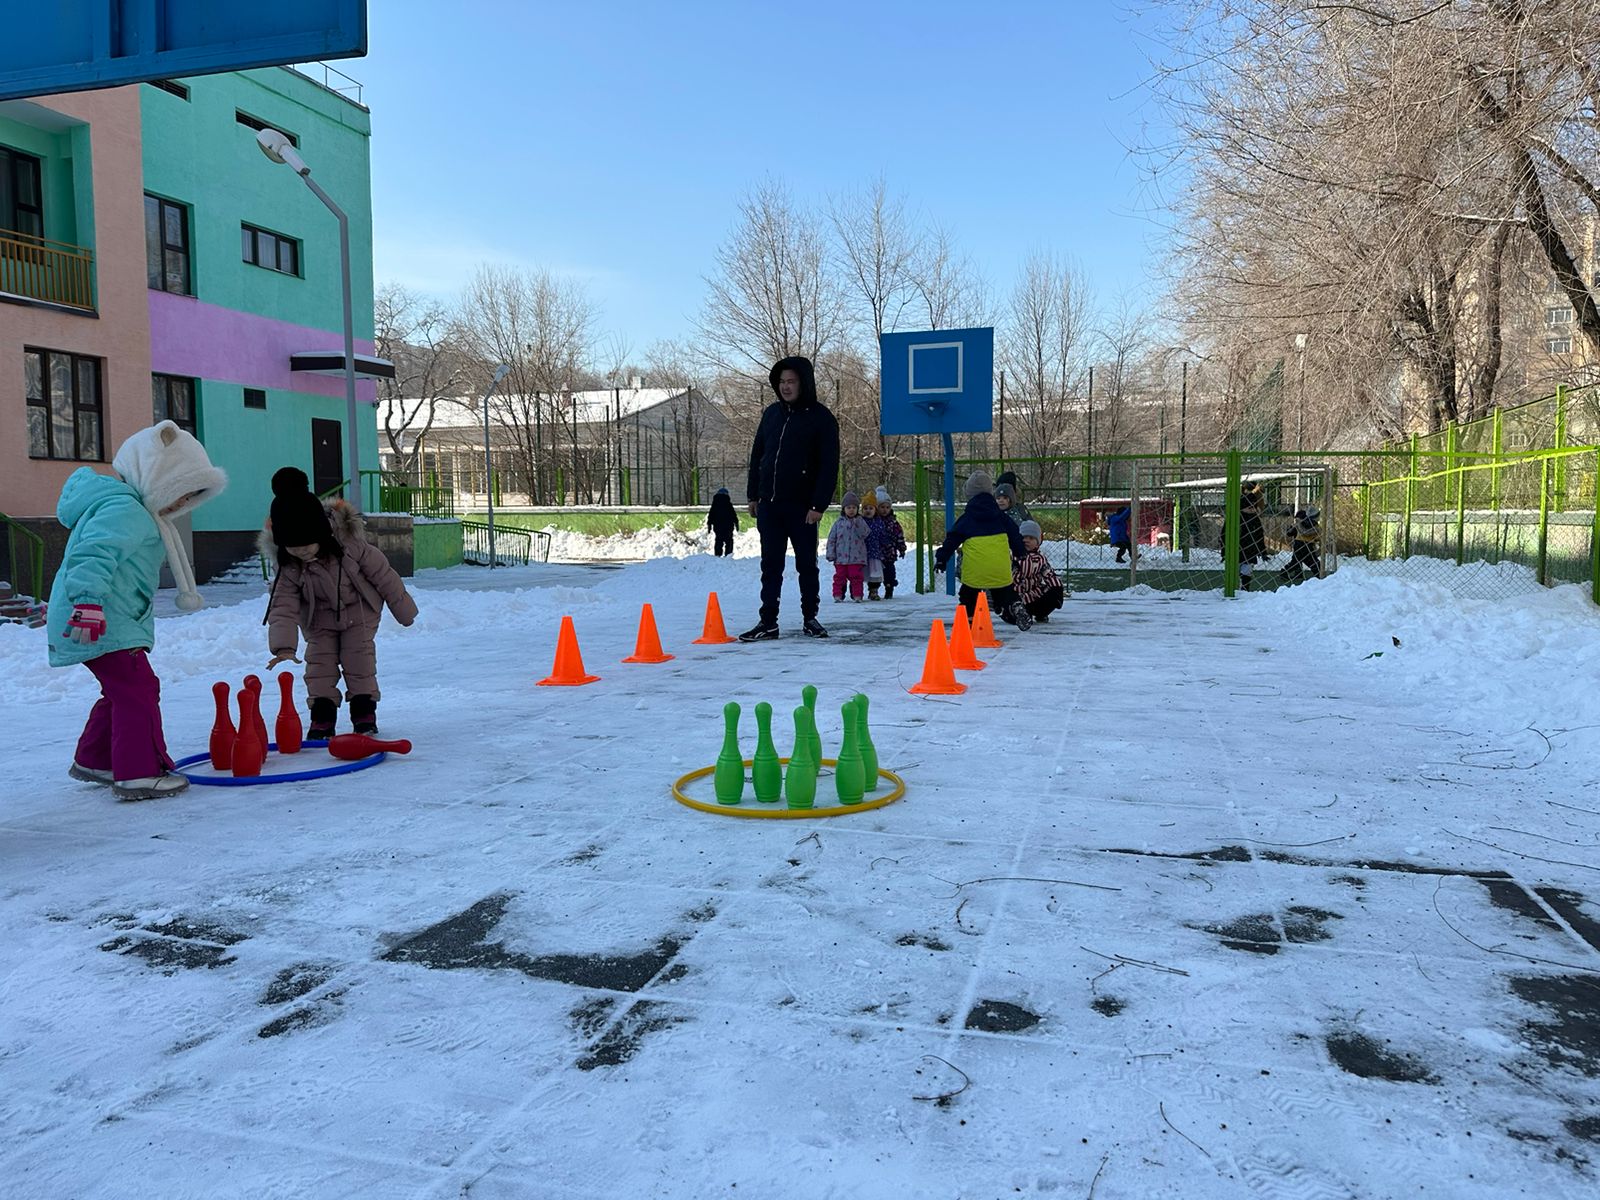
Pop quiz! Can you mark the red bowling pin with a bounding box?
[243,675,269,753]
[208,681,235,770]
[232,683,266,777]
[274,671,303,754]
[326,733,412,761]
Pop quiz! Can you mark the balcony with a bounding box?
[0,229,95,312]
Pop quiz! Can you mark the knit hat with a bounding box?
[270,466,334,550]
[112,420,226,611]
[996,470,1021,492]
[995,482,1017,505]
[716,486,729,496]
[1019,520,1042,540]
[963,470,994,500]
[842,490,860,509]
[874,485,890,504]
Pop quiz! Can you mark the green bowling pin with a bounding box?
[786,706,817,810]
[854,693,880,792]
[714,701,746,805]
[835,700,866,806]
[802,684,823,765]
[752,701,782,803]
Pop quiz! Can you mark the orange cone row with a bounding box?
[539,593,738,687]
[907,591,1018,696]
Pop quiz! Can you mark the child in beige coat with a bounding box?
[262,467,417,736]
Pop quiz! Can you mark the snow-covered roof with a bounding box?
[378,386,692,432]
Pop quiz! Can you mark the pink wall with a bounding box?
[1,87,152,519]
[148,290,377,400]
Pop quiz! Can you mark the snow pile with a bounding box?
[543,521,763,562]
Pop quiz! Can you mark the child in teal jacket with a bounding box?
[49,421,226,800]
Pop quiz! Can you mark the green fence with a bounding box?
[915,434,1600,602]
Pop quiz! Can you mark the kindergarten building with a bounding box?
[0,65,386,593]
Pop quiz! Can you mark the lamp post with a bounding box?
[256,128,361,509]
[481,364,511,567]
[1294,332,1308,507]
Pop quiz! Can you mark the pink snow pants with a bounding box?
[74,649,172,781]
[832,563,865,600]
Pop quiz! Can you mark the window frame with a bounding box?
[1546,336,1574,355]
[25,346,103,462]
[144,194,192,295]
[148,79,190,100]
[0,145,44,239]
[243,387,267,410]
[152,373,198,435]
[241,222,300,277]
[235,110,298,147]
[1545,306,1574,326]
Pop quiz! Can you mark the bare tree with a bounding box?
[697,180,845,382]
[456,265,595,503]
[374,283,470,479]
[1001,251,1094,488]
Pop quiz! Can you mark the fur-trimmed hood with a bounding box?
[258,497,367,560]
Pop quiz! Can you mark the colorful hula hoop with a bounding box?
[174,740,387,786]
[672,758,906,819]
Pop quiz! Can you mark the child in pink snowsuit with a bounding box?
[826,491,871,601]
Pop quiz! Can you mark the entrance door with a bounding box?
[311,418,344,498]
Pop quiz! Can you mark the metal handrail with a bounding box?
[460,518,548,565]
[0,228,95,310]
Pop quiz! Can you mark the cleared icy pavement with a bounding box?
[1,559,1597,1198]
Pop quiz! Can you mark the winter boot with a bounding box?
[349,694,378,737]
[69,762,113,785]
[867,582,881,601]
[308,697,338,740]
[738,621,780,643]
[1007,602,1034,632]
[113,773,190,801]
[883,585,894,599]
[803,616,829,638]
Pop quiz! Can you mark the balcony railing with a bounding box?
[0,230,95,311]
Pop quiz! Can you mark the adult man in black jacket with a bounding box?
[740,355,840,641]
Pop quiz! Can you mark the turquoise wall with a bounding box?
[0,113,84,248]
[140,69,374,336]
[140,68,377,535]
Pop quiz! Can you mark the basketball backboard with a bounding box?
[0,0,367,102]
[879,327,994,437]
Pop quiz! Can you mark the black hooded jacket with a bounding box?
[746,356,841,513]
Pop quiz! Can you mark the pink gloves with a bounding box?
[64,604,106,645]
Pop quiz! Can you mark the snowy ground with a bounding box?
[2,548,1598,1198]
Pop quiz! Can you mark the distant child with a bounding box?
[1108,504,1132,563]
[51,420,227,801]
[1013,520,1064,623]
[995,471,1034,525]
[707,486,739,557]
[1236,483,1268,590]
[263,467,418,737]
[825,490,871,602]
[995,481,1028,527]
[934,471,1032,630]
[1282,506,1323,585]
[865,485,908,600]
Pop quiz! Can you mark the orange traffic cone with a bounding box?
[692,592,737,645]
[970,590,1003,649]
[909,619,967,696]
[623,603,674,663]
[949,605,986,671]
[538,615,601,686]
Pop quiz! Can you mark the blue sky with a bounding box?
[358,0,1174,349]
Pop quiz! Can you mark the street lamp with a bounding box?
[1293,333,1309,506]
[481,364,511,567]
[256,128,361,509]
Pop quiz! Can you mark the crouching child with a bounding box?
[1013,520,1064,623]
[934,471,1032,630]
[263,467,418,737]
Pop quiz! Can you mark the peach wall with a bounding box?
[0,86,152,520]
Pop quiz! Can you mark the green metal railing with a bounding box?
[1,511,46,599]
[460,519,548,566]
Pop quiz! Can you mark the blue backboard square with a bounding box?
[910,343,962,393]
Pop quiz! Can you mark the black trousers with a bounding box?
[758,501,820,624]
[1024,585,1064,619]
[883,559,898,591]
[959,583,1018,621]
[713,532,734,556]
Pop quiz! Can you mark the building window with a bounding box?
[1546,337,1574,354]
[144,195,191,295]
[152,374,197,435]
[0,146,44,239]
[1546,307,1574,326]
[25,348,102,461]
[148,79,189,100]
[243,387,267,409]
[242,223,299,276]
[235,111,297,146]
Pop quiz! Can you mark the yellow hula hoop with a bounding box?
[672,758,906,819]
